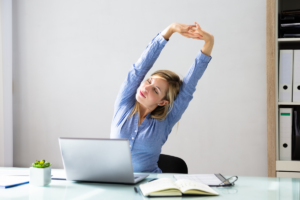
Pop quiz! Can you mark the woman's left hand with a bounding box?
[188,22,214,42]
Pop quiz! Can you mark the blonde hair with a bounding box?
[128,70,182,129]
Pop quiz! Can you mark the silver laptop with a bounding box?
[58,137,149,184]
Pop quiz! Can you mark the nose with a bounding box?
[144,84,151,94]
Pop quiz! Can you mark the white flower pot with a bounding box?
[29,166,51,186]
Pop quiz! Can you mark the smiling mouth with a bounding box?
[140,91,146,98]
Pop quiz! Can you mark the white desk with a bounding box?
[0,167,299,200]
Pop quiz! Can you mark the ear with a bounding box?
[158,100,169,106]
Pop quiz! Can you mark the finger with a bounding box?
[180,33,193,39]
[187,25,196,31]
[188,32,203,37]
[191,36,202,40]
[185,32,202,37]
[182,30,199,35]
[179,23,195,27]
[195,22,201,30]
[188,27,197,32]
[180,32,193,37]
[189,28,199,34]
[186,28,199,33]
[189,25,196,29]
[182,33,201,39]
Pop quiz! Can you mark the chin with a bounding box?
[136,97,144,105]
[136,94,147,107]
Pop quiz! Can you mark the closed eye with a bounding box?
[147,79,158,94]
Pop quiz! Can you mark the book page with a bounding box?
[174,179,219,195]
[149,189,182,197]
[139,178,181,196]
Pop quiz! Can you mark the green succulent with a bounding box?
[31,159,51,168]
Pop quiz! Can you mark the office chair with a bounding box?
[157,154,188,174]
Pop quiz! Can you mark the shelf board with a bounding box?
[276,161,300,172]
[278,38,300,43]
[278,102,300,105]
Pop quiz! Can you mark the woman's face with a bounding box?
[136,76,169,109]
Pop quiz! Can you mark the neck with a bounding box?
[138,102,156,119]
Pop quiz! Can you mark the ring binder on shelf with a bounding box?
[279,50,294,102]
[279,108,293,161]
[292,107,300,160]
[293,50,300,102]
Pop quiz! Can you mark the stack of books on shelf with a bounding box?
[279,9,300,38]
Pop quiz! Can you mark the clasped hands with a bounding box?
[161,22,214,56]
[171,22,214,42]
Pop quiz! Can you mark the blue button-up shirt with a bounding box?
[110,32,212,173]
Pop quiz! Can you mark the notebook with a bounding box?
[139,178,219,197]
[174,174,233,187]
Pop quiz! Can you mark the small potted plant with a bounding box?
[30,160,52,186]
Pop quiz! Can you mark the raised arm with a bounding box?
[166,23,214,129]
[114,22,203,112]
[113,28,170,122]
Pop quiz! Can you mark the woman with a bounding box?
[111,22,214,173]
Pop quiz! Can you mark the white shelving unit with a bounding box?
[278,38,300,43]
[278,102,300,105]
[275,0,300,178]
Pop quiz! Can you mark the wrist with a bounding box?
[169,23,177,33]
[161,24,175,41]
[202,36,214,57]
[204,34,214,43]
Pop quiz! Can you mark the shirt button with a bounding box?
[129,145,131,147]
[135,130,137,132]
[132,137,134,139]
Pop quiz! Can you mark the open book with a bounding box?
[139,178,219,197]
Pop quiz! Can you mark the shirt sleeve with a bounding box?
[113,32,168,121]
[166,50,212,130]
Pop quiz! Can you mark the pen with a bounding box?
[148,178,158,182]
[134,187,138,194]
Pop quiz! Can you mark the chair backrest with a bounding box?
[157,154,188,174]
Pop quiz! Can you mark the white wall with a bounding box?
[13,0,267,176]
[0,0,13,167]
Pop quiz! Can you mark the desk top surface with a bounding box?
[0,167,299,200]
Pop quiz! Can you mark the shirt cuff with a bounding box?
[197,50,212,63]
[157,32,169,45]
